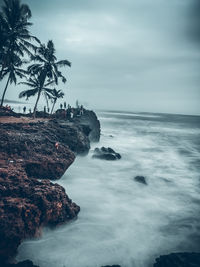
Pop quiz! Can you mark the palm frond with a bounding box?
[19,88,38,99]
[56,60,71,67]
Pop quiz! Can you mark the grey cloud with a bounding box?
[1,0,200,114]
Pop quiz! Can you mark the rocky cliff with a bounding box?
[0,108,100,263]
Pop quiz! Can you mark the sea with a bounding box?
[17,110,200,267]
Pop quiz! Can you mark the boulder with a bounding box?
[92,147,121,160]
[134,176,147,185]
[154,252,200,267]
[0,260,39,267]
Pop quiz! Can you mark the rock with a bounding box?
[74,109,101,142]
[153,252,200,267]
[0,119,91,180]
[0,171,80,261]
[92,147,121,160]
[101,265,121,267]
[0,106,20,117]
[0,260,39,267]
[0,109,101,261]
[134,176,147,185]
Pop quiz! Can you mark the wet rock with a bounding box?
[153,252,200,267]
[92,147,121,160]
[0,260,39,267]
[0,172,80,261]
[134,176,147,185]
[74,109,101,142]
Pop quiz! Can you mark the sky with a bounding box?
[1,0,200,115]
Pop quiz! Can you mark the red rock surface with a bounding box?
[0,108,100,262]
[0,169,80,261]
[0,117,89,261]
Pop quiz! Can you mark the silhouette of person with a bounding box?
[80,105,84,116]
[60,103,63,109]
[23,106,26,114]
[44,106,46,113]
[70,109,74,120]
[64,102,66,109]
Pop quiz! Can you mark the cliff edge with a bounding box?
[0,107,101,262]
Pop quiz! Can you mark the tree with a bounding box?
[18,76,54,103]
[1,53,27,106]
[0,0,39,105]
[28,40,71,117]
[50,89,64,114]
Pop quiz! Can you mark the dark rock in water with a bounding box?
[153,252,200,267]
[134,176,147,185]
[93,147,121,160]
[101,265,121,267]
[0,260,39,267]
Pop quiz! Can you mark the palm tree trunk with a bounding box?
[44,93,49,111]
[51,99,56,114]
[0,65,4,80]
[33,88,42,118]
[1,75,10,106]
[33,70,47,118]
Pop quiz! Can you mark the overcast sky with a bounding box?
[1,0,200,114]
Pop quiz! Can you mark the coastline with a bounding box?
[0,107,101,264]
[1,107,200,267]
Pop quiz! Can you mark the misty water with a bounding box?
[17,111,200,267]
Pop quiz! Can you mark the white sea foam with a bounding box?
[17,112,200,267]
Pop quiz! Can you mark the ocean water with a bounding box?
[17,111,200,267]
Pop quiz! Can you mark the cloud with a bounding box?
[1,0,200,114]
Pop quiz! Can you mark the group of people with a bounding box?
[56,103,84,120]
[15,102,85,120]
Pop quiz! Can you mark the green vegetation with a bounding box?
[0,0,71,116]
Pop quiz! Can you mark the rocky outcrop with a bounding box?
[92,147,121,160]
[0,109,100,262]
[153,252,200,267]
[74,109,101,142]
[0,169,80,261]
[0,119,91,180]
[1,260,39,267]
[134,176,147,185]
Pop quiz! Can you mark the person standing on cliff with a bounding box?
[80,105,84,116]
[23,106,26,114]
[70,109,74,120]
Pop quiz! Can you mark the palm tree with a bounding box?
[1,53,27,106]
[18,76,55,102]
[0,0,40,105]
[50,89,64,114]
[28,40,71,117]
